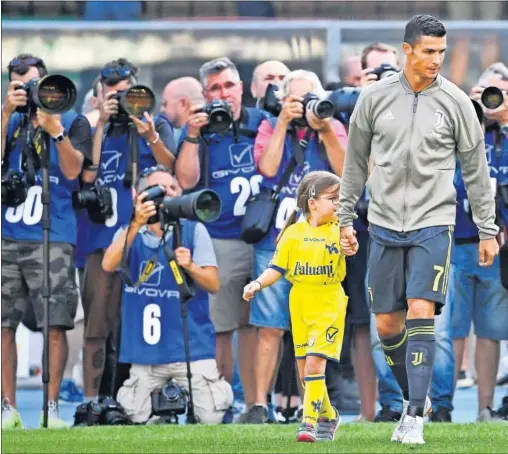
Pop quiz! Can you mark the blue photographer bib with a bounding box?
[256,118,331,251]
[454,129,506,239]
[179,107,266,239]
[79,123,158,258]
[119,221,216,365]
[1,112,82,244]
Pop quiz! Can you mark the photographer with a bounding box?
[79,58,176,409]
[359,42,399,87]
[242,70,347,423]
[175,57,266,410]
[1,54,92,429]
[250,60,290,103]
[452,63,508,422]
[102,166,232,424]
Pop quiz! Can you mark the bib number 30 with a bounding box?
[4,186,43,225]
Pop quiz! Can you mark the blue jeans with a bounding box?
[371,264,456,412]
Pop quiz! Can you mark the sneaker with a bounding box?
[456,370,475,389]
[236,405,268,424]
[317,407,341,441]
[59,378,84,404]
[40,400,69,429]
[296,423,317,443]
[391,396,431,442]
[374,406,402,423]
[430,407,452,423]
[1,399,23,430]
[400,415,425,445]
[477,407,508,422]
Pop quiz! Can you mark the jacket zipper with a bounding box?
[402,93,419,232]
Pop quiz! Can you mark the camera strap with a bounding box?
[20,121,39,186]
[124,123,138,188]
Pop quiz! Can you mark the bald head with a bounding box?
[162,77,204,128]
[251,60,290,99]
[339,56,362,87]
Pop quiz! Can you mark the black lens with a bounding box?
[121,85,155,118]
[481,86,504,110]
[471,99,484,124]
[162,189,222,223]
[194,190,222,223]
[72,190,98,209]
[34,75,77,114]
[313,99,335,119]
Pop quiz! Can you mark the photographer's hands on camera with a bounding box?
[131,191,196,272]
[471,85,508,125]
[4,80,64,137]
[187,105,210,138]
[278,95,332,132]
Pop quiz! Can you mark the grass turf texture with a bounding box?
[3,423,507,453]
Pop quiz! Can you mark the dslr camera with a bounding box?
[16,75,77,115]
[74,396,130,426]
[197,99,233,135]
[72,182,114,224]
[370,63,399,81]
[151,379,188,424]
[1,169,27,207]
[140,185,222,226]
[110,84,156,123]
[261,84,335,129]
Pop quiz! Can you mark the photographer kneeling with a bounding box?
[102,166,233,424]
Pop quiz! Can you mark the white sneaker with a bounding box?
[400,415,425,445]
[40,400,68,429]
[391,396,431,442]
[477,407,508,422]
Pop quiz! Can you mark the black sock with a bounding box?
[406,319,436,411]
[381,327,409,402]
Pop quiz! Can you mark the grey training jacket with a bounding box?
[338,71,499,240]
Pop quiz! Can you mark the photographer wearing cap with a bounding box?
[78,58,176,410]
[174,57,267,408]
[1,54,93,429]
[451,62,508,422]
[240,70,347,423]
[101,166,232,425]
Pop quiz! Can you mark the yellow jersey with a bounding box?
[269,220,346,288]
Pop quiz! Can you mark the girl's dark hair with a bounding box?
[276,170,341,243]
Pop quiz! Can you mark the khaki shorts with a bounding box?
[209,238,253,333]
[81,249,123,340]
[117,359,233,424]
[1,239,78,330]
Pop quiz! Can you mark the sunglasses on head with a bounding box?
[138,165,171,179]
[9,57,40,68]
[101,66,133,79]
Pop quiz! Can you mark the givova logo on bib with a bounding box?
[229,143,254,168]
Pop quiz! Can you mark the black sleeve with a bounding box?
[68,116,93,167]
[155,117,177,155]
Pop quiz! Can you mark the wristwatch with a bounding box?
[52,129,67,144]
[184,135,200,144]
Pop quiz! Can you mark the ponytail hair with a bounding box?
[276,170,341,244]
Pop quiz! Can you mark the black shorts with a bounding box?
[367,225,454,315]
[343,231,370,325]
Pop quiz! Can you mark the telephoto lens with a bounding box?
[161,189,222,223]
[111,85,156,123]
[481,86,504,110]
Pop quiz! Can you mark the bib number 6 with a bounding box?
[4,186,43,225]
[143,303,161,345]
[231,175,263,216]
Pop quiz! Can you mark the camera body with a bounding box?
[262,84,282,117]
[110,85,156,124]
[198,99,233,134]
[292,93,335,128]
[73,396,130,427]
[72,182,114,224]
[151,379,188,422]
[15,75,77,115]
[370,63,399,81]
[1,168,27,207]
[1,169,27,207]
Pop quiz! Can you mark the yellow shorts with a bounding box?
[290,286,348,362]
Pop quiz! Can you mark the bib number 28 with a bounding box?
[231,175,263,216]
[4,186,43,225]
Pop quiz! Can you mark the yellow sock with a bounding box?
[319,386,338,420]
[302,374,326,427]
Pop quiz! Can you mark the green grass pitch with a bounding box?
[2,422,507,453]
